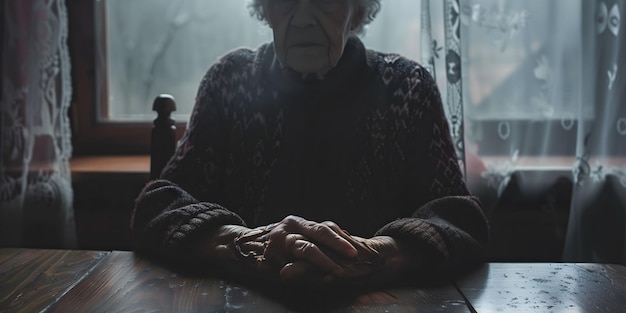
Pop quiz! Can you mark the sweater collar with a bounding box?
[260,37,368,98]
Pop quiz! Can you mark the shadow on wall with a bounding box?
[570,175,625,263]
[480,173,572,262]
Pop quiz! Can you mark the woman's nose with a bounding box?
[291,0,318,27]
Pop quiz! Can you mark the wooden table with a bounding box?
[1,248,625,312]
[456,262,626,313]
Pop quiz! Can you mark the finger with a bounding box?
[262,242,283,267]
[290,239,344,275]
[258,229,305,243]
[263,232,310,268]
[263,231,344,275]
[321,221,342,232]
[282,216,358,258]
[263,232,300,266]
[321,221,366,248]
[238,240,265,256]
[280,262,330,285]
[280,262,313,284]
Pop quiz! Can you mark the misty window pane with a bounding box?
[100,0,423,122]
[102,0,271,121]
[461,0,587,120]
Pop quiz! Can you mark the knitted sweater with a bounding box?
[132,38,489,272]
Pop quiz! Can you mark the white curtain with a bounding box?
[0,0,75,248]
[426,0,625,263]
[564,0,626,263]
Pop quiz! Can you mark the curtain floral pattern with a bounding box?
[426,0,625,263]
[564,0,626,263]
[0,0,75,248]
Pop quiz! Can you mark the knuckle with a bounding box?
[268,228,288,241]
[322,221,339,229]
[282,215,301,228]
[283,215,300,223]
[299,241,317,257]
[311,224,327,234]
[285,234,299,247]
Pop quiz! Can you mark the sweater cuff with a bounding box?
[132,179,246,257]
[375,218,449,268]
[162,202,245,249]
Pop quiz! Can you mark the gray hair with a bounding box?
[247,0,381,35]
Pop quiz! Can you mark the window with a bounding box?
[101,0,429,121]
[69,1,589,157]
[101,1,271,121]
[459,0,589,157]
[70,0,428,154]
[462,1,585,121]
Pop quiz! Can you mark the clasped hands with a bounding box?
[204,215,414,286]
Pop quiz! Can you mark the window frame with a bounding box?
[68,0,186,155]
[67,1,614,159]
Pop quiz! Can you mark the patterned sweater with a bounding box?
[132,37,488,272]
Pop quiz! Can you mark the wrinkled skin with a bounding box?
[264,0,363,76]
[200,216,418,286]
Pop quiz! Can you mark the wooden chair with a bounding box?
[150,94,177,180]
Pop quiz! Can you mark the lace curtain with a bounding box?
[564,0,626,263]
[0,0,75,248]
[427,0,625,263]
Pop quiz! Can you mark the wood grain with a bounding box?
[0,248,109,312]
[455,263,626,313]
[70,155,150,183]
[49,251,471,312]
[6,248,626,312]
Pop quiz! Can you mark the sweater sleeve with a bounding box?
[375,65,489,272]
[131,56,246,261]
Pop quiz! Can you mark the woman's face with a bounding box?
[265,0,362,75]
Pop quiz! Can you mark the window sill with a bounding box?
[475,156,625,172]
[70,155,150,182]
[68,155,623,182]
[475,156,576,172]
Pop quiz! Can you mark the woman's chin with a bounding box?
[285,58,332,77]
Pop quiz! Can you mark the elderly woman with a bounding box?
[132,0,488,286]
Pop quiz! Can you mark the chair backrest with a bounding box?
[150,94,177,180]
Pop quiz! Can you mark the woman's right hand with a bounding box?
[195,225,277,281]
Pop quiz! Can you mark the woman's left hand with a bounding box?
[279,222,422,286]
[232,216,359,282]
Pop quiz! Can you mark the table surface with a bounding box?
[1,248,625,313]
